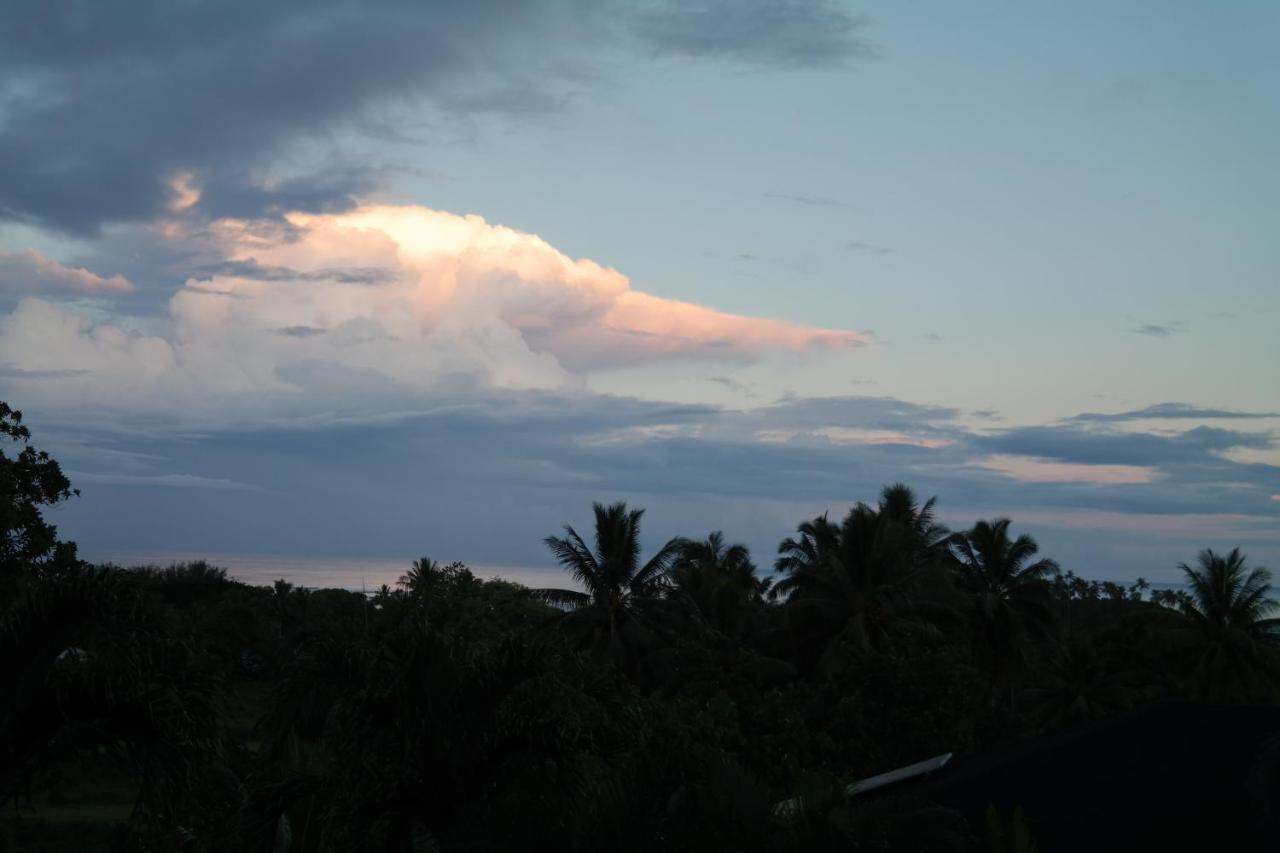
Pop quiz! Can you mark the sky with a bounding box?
[0,0,1277,583]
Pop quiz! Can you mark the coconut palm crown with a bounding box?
[1175,547,1280,701]
[669,531,768,636]
[949,517,1060,696]
[535,502,681,670]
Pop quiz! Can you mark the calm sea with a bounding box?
[96,552,575,592]
[94,551,1184,596]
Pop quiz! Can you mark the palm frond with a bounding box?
[530,588,592,610]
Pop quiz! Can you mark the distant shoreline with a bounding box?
[91,550,1186,595]
[92,551,577,592]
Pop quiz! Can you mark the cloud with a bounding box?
[750,395,961,432]
[788,428,955,449]
[0,366,92,380]
[67,471,261,491]
[1067,402,1280,423]
[975,455,1160,485]
[706,375,747,393]
[0,249,134,295]
[0,1,873,233]
[1130,322,1185,338]
[193,259,395,286]
[973,425,1274,467]
[845,241,891,255]
[631,0,873,68]
[0,204,864,425]
[762,192,843,208]
[272,326,328,339]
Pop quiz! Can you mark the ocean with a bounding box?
[94,551,1184,596]
[95,552,576,592]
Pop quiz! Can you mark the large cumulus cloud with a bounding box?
[0,204,864,425]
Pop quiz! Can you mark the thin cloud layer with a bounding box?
[0,249,134,296]
[36,390,1280,577]
[1067,403,1280,423]
[632,0,872,68]
[1130,322,1185,338]
[975,455,1160,486]
[0,204,864,423]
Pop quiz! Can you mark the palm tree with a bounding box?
[668,532,768,637]
[949,518,1060,701]
[773,514,841,581]
[876,482,951,561]
[1174,547,1280,702]
[535,502,681,670]
[1027,640,1138,729]
[771,503,928,665]
[398,557,441,596]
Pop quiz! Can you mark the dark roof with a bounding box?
[916,703,1280,852]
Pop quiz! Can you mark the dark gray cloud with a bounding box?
[845,241,892,255]
[706,375,747,393]
[1067,403,1280,424]
[0,0,872,234]
[0,1,572,232]
[1130,322,1184,338]
[748,395,961,432]
[974,424,1274,467]
[194,259,396,285]
[273,326,328,339]
[192,167,391,223]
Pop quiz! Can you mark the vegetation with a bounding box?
[2,401,1278,851]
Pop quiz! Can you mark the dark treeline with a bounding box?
[3,400,1279,852]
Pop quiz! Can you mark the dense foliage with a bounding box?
[1,401,1277,851]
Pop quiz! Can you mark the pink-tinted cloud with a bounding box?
[753,427,953,448]
[539,290,863,370]
[213,205,867,369]
[0,249,134,295]
[976,454,1159,485]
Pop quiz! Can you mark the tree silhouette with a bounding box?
[949,518,1059,701]
[669,531,768,637]
[772,503,930,666]
[877,482,951,562]
[1175,547,1280,702]
[0,402,80,593]
[536,502,681,671]
[1,566,223,840]
[1027,639,1138,728]
[398,556,441,596]
[398,557,477,600]
[773,513,841,582]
